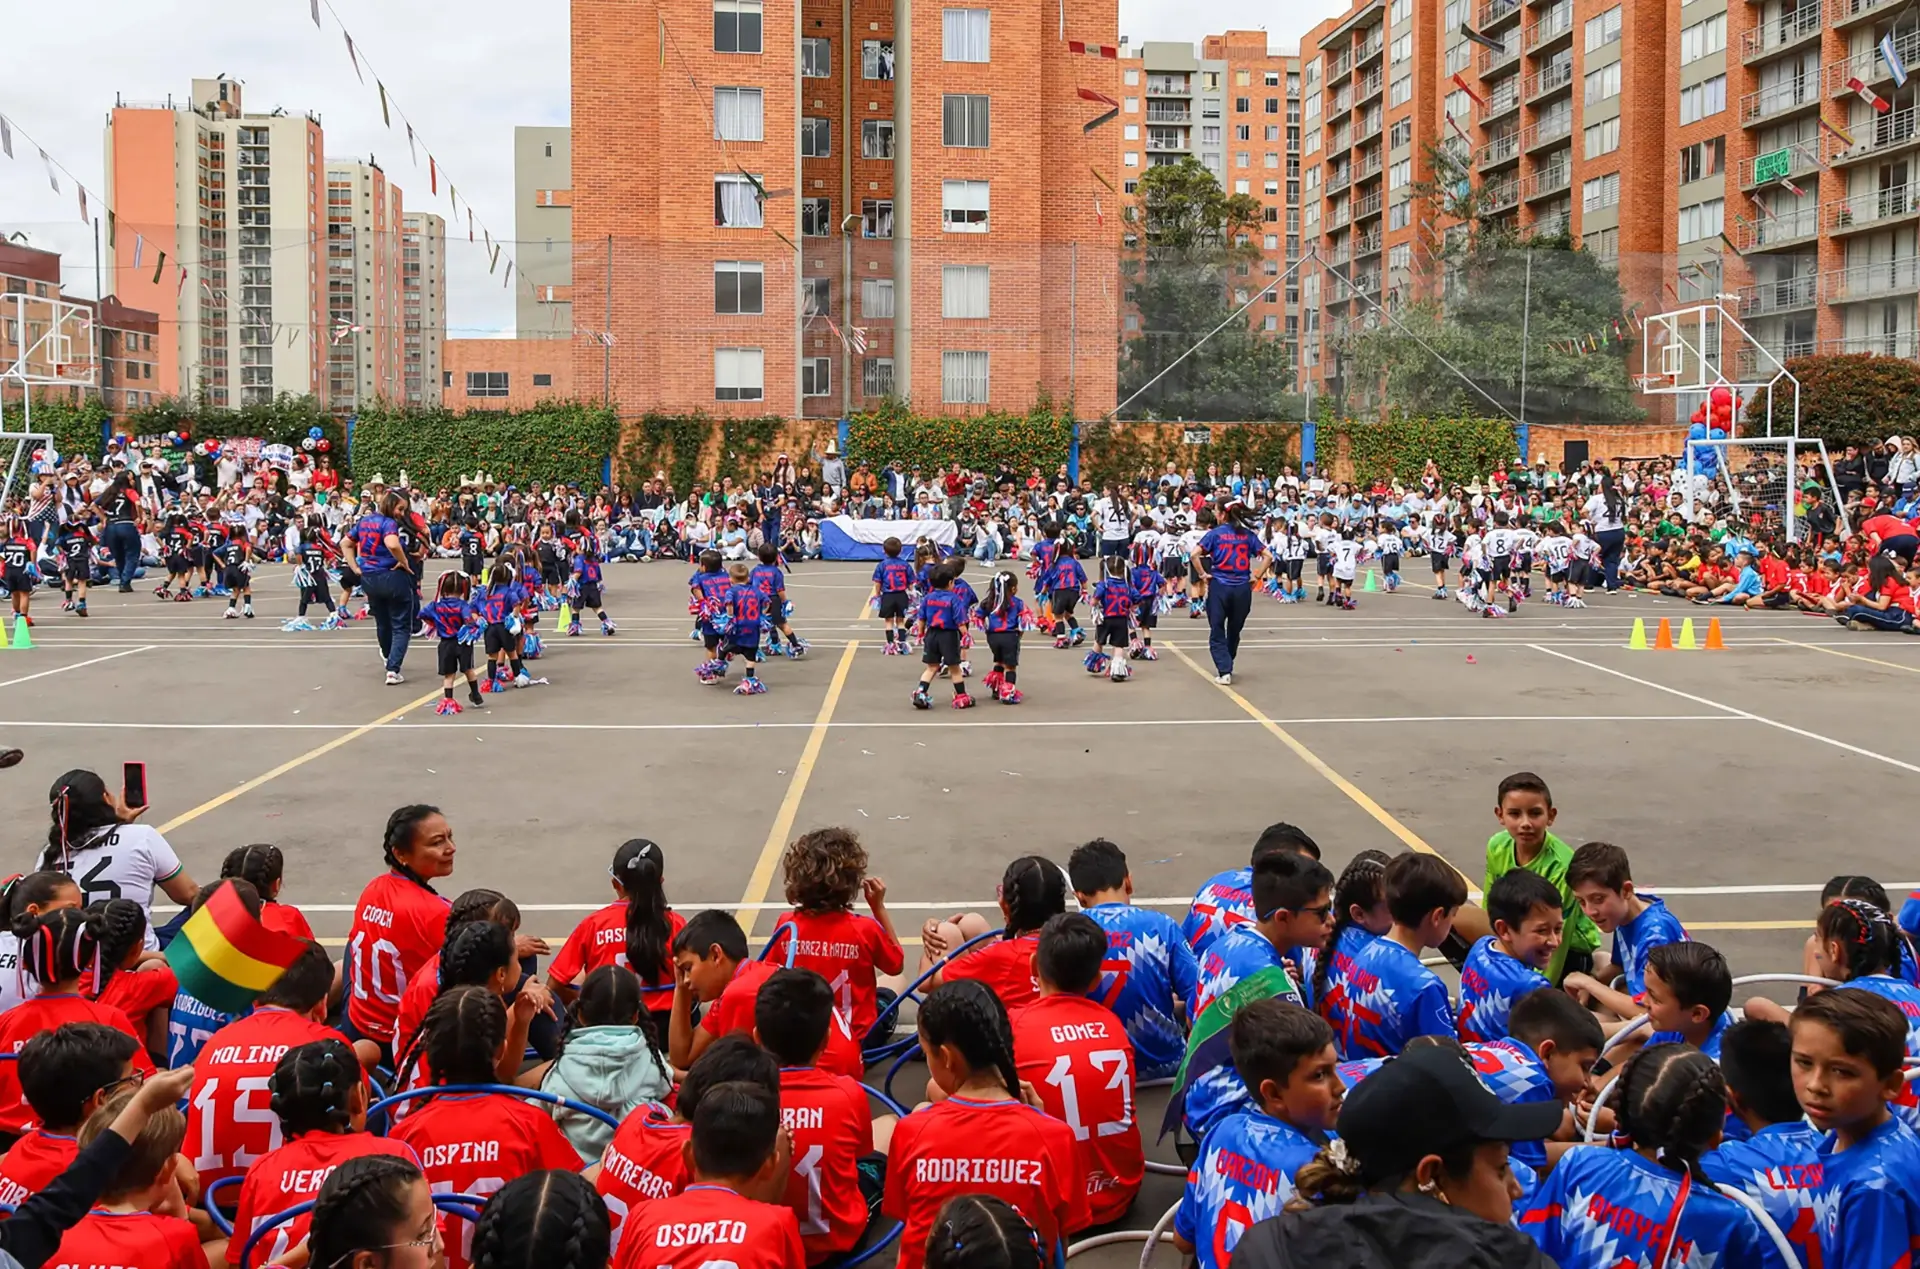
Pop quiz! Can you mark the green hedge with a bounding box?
[353,401,618,492]
[1763,354,1920,451]
[1334,414,1519,485]
[122,395,350,476]
[845,396,1074,476]
[1080,420,1300,490]
[18,394,111,467]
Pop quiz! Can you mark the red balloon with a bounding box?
[1709,384,1732,409]
[1691,405,1708,424]
[318,438,331,452]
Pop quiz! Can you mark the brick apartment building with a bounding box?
[570,0,1119,419]
[1,242,160,421]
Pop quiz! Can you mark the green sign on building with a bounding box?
[1753,148,1794,185]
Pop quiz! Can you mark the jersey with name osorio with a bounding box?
[610,1183,806,1269]
[185,1006,361,1189]
[596,1110,690,1259]
[1013,994,1142,1226]
[223,1131,419,1267]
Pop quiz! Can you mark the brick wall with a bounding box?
[443,339,576,410]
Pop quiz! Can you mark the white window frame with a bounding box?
[714,347,765,401]
[714,260,765,315]
[942,7,989,61]
[713,87,765,142]
[861,277,895,319]
[942,264,990,318]
[1583,6,1620,51]
[941,350,989,404]
[861,119,896,159]
[862,39,895,79]
[713,0,763,53]
[801,37,830,77]
[801,116,830,157]
[942,94,991,148]
[802,356,832,398]
[941,179,989,232]
[715,173,764,228]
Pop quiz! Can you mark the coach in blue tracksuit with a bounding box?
[1196,501,1268,685]
[355,491,417,685]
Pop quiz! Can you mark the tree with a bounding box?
[1117,158,1301,421]
[1763,353,1920,448]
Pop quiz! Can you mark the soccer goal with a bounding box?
[1680,436,1848,543]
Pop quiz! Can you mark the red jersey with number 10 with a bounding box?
[345,872,450,1044]
[1012,994,1142,1226]
[185,1006,361,1189]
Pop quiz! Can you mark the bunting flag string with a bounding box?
[0,108,113,234]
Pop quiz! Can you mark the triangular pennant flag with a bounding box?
[133,233,145,269]
[1458,22,1505,51]
[1883,32,1910,88]
[106,211,115,247]
[503,261,513,287]
[1090,166,1115,193]
[377,80,391,126]
[1076,87,1120,108]
[310,0,320,27]
[484,227,492,255]
[1082,106,1118,133]
[39,150,58,193]
[0,117,11,160]
[489,243,501,274]
[429,156,438,194]
[1720,230,1737,252]
[406,124,417,164]
[177,265,188,296]
[1094,195,1104,227]
[345,32,364,82]
[1821,114,1856,148]
[1848,76,1892,113]
[152,248,166,285]
[1450,71,1487,109]
[467,209,474,242]
[77,187,87,224]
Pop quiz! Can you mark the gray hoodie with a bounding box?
[540,1024,673,1161]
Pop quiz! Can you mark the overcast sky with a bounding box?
[1,0,1314,342]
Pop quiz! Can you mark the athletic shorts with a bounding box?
[1548,568,1569,584]
[484,622,514,656]
[1381,553,1400,575]
[575,584,603,611]
[986,630,1021,668]
[1317,553,1334,577]
[1431,551,1449,574]
[1187,561,1204,585]
[1097,617,1130,647]
[1287,559,1305,582]
[877,591,909,620]
[1051,588,1079,619]
[922,626,962,667]
[1761,591,1792,609]
[437,639,474,677]
[189,546,210,569]
[64,563,90,586]
[461,554,485,577]
[727,640,760,661]
[165,553,190,575]
[2,569,31,596]
[1489,555,1512,581]
[1516,553,1532,573]
[1136,610,1158,630]
[221,564,249,591]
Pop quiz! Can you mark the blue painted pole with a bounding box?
[1301,420,1316,467]
[837,416,850,456]
[1514,423,1529,468]
[1069,421,1081,485]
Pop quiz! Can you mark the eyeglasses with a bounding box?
[1292,903,1335,920]
[328,1225,441,1269]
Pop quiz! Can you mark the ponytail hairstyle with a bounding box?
[436,920,516,994]
[925,1194,1044,1269]
[1101,553,1127,582]
[0,871,77,927]
[436,570,471,601]
[84,900,148,993]
[1612,1042,1727,1185]
[269,1038,360,1136]
[1222,500,1252,533]
[307,1154,426,1269]
[612,839,671,988]
[15,907,100,990]
[999,856,1067,939]
[470,1171,611,1269]
[380,804,443,889]
[1313,850,1392,1014]
[40,770,120,872]
[489,560,518,593]
[1817,898,1903,981]
[220,844,285,900]
[919,980,1021,1101]
[416,984,508,1089]
[556,963,668,1073]
[1869,552,1903,595]
[986,571,1019,619]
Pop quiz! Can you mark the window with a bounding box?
[862,198,893,239]
[942,180,989,231]
[1123,179,1138,194]
[1237,70,1251,86]
[544,142,553,157]
[1583,117,1620,158]
[942,7,989,60]
[1389,243,1411,270]
[1584,6,1620,50]
[1202,125,1221,144]
[1390,34,1412,63]
[1583,62,1621,104]
[1235,97,1251,113]
[942,264,990,317]
[1388,159,1411,189]
[714,260,765,314]
[1263,314,1279,331]
[1265,70,1280,86]
[802,277,830,316]
[1583,226,1619,260]
[1678,138,1724,182]
[1266,124,1281,141]
[1265,179,1280,194]
[1446,41,1471,74]
[1581,172,1620,211]
[802,37,830,76]
[802,197,830,236]
[862,120,895,158]
[941,350,989,403]
[714,88,764,141]
[1678,197,1724,243]
[532,373,552,387]
[1127,97,1140,112]
[801,117,830,157]
[1389,200,1410,229]
[466,372,508,397]
[862,357,894,397]
[715,173,764,227]
[1680,14,1725,64]
[1236,124,1251,141]
[1392,0,1412,21]
[1235,179,1251,194]
[1124,68,1139,85]
[1124,151,1139,167]
[1390,118,1412,147]
[1124,124,1138,139]
[1389,76,1412,106]
[714,0,762,52]
[1236,152,1250,167]
[863,40,895,79]
[1679,75,1725,124]
[943,94,990,147]
[1265,152,1280,168]
[861,277,895,318]
[1266,97,1281,113]
[1265,233,1279,249]
[715,347,765,401]
[802,357,831,397]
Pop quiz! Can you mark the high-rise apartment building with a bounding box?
[515,127,574,339]
[105,76,328,407]
[401,212,446,406]
[325,160,407,411]
[570,0,1118,417]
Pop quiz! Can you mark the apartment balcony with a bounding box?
[1533,210,1570,237]
[1826,105,1920,167]
[1329,243,1353,267]
[1820,333,1920,361]
[1825,257,1920,302]
[1146,75,1191,95]
[1356,70,1384,104]
[1741,74,1820,124]
[1736,273,1820,315]
[1353,190,1383,220]
[1478,0,1523,28]
[1479,132,1522,167]
[1521,114,1573,151]
[1354,271,1381,296]
[1355,232,1383,257]
[1829,0,1902,30]
[1733,340,1814,378]
[1145,105,1192,123]
[1146,132,1190,150]
[1830,28,1919,96]
[1330,52,1353,78]
[1355,35,1385,66]
[1734,205,1820,249]
[1357,113,1384,143]
[1742,5,1822,63]
[1329,204,1351,231]
[1328,86,1354,118]
[1824,183,1920,234]
[1478,37,1522,77]
[1485,178,1521,211]
[1479,84,1521,125]
[1521,163,1571,200]
[1739,139,1823,189]
[1355,152,1384,181]
[1526,4,1573,51]
[1525,59,1574,101]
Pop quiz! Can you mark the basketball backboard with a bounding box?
[0,293,96,389]
[1638,302,1801,437]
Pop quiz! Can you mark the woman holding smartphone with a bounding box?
[34,768,197,944]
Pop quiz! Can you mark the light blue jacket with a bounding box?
[540,1024,672,1161]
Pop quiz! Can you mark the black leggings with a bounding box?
[298,575,335,616]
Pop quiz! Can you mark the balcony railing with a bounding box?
[1356,152,1383,180]
[1522,164,1571,200]
[1329,202,1351,230]
[1825,257,1920,301]
[1485,178,1520,210]
[1330,244,1353,267]
[1479,84,1521,122]
[1356,70,1384,101]
[1478,37,1521,76]
[1736,273,1819,314]
[1355,35,1385,63]
[1145,75,1191,94]
[1328,168,1353,194]
[1145,136,1188,151]
[1357,113,1383,141]
[1741,75,1819,123]
[1533,211,1570,237]
[1330,52,1353,77]
[1526,4,1572,49]
[1525,60,1574,100]
[1830,27,1920,96]
[1825,105,1920,165]
[1478,0,1522,26]
[1353,191,1383,218]
[1328,126,1353,151]
[1739,139,1823,188]
[1742,5,1822,62]
[1824,183,1920,232]
[1145,105,1192,122]
[1354,271,1381,294]
[1355,232,1383,255]
[1733,205,1819,249]
[1821,331,1920,358]
[1733,341,1814,379]
[1829,0,1902,28]
[1329,87,1354,116]
[1521,113,1573,150]
[1478,132,1522,166]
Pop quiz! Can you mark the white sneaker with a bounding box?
[384,670,405,685]
[1213,672,1233,685]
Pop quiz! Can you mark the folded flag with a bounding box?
[1820,114,1855,148]
[1451,71,1488,108]
[1459,22,1507,52]
[1160,963,1298,1139]
[1849,76,1893,114]
[165,879,308,1015]
[1883,32,1910,89]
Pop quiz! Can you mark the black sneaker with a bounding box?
[911,687,931,710]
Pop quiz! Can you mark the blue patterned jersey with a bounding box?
[1081,902,1199,1080]
[872,559,913,593]
[1701,1123,1823,1269]
[1182,868,1255,959]
[1457,936,1552,1045]
[1320,933,1455,1060]
[1050,557,1087,591]
[1648,1008,1733,1060]
[1185,929,1302,1137]
[168,991,241,1068]
[1129,564,1164,609]
[689,569,732,604]
[921,589,966,630]
[1844,975,1920,1128]
[1612,896,1687,998]
[980,596,1029,634]
[1338,1038,1556,1169]
[1093,578,1134,619]
[1297,924,1377,1012]
[952,577,978,622]
[749,563,784,598]
[1175,1109,1322,1269]
[1814,1115,1920,1269]
[725,583,766,633]
[1520,1143,1768,1269]
[422,597,473,639]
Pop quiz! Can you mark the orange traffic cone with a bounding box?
[1653,617,1674,650]
[1704,617,1725,650]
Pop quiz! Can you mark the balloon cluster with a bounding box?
[300,426,332,454]
[202,439,223,459]
[1687,385,1741,477]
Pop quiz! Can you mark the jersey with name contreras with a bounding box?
[764,908,905,1038]
[345,871,450,1045]
[50,1210,207,1269]
[1081,902,1200,1078]
[547,902,687,1012]
[1813,1115,1920,1269]
[596,1110,690,1257]
[1519,1142,1768,1269]
[1013,994,1141,1226]
[1613,896,1688,998]
[1701,1123,1823,1269]
[778,1065,875,1260]
[1319,933,1454,1060]
[185,1006,360,1189]
[224,1131,418,1267]
[0,1129,75,1206]
[1182,867,1255,958]
[1175,1108,1322,1269]
[1186,929,1303,1138]
[1457,936,1551,1045]
[1337,1038,1556,1170]
[884,1095,1088,1269]
[945,933,1043,1011]
[611,1183,806,1269]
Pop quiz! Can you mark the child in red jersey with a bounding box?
[225,1040,418,1266]
[546,838,685,1032]
[390,889,522,1066]
[764,827,905,1048]
[467,1170,612,1269]
[611,1081,805,1269]
[86,899,177,1063]
[393,917,554,1091]
[387,988,581,1269]
[343,805,456,1062]
[755,968,894,1264]
[923,856,1068,1011]
[589,1034,779,1258]
[304,1154,442,1269]
[185,941,362,1191]
[669,910,863,1078]
[218,845,313,940]
[1011,914,1141,1227]
[51,1087,212,1269]
[0,1023,142,1206]
[885,981,1087,1269]
[0,908,153,1136]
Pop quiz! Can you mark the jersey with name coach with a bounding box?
[1182,867,1255,959]
[1081,901,1200,1079]
[1187,928,1304,1136]
[223,1131,420,1267]
[611,1182,806,1269]
[1338,1037,1557,1171]
[1700,1123,1823,1269]
[49,1208,208,1269]
[1175,1107,1322,1269]
[184,1004,363,1189]
[764,909,904,1039]
[1319,933,1455,1060]
[1612,896,1688,998]
[943,932,1042,1010]
[1012,993,1141,1226]
[884,1094,1088,1269]
[0,994,153,1136]
[1456,936,1551,1045]
[701,958,864,1079]
[776,1065,874,1261]
[1519,1142,1768,1269]
[1812,1114,1920,1269]
[0,1128,76,1206]
[548,903,687,1012]
[344,871,451,1046]
[596,1109,691,1257]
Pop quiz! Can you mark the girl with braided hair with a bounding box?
[530,966,671,1163]
[84,898,177,1063]
[924,1195,1044,1269]
[1304,850,1392,1014]
[394,921,552,1092]
[0,907,153,1136]
[0,869,81,1015]
[1519,1044,1768,1268]
[469,1170,610,1269]
[220,844,313,939]
[884,980,1084,1269]
[387,988,580,1269]
[37,768,197,931]
[224,1039,415,1267]
[1748,897,1920,1064]
[344,806,455,1062]
[392,891,531,1074]
[921,856,1066,1008]
[306,1153,443,1269]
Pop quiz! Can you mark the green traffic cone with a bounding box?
[1363,570,1379,592]
[11,616,31,650]
[557,601,573,630]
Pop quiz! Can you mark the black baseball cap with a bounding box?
[1335,1046,1563,1182]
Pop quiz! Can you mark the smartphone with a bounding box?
[122,761,148,811]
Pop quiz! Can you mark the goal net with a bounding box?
[1680,437,1848,544]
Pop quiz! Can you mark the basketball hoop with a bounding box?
[1630,374,1669,394]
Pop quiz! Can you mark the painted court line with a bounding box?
[0,646,151,688]
[0,713,1741,732]
[1769,637,1920,675]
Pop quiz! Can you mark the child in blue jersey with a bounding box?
[1182,824,1324,959]
[458,524,486,578]
[217,532,255,620]
[1028,522,1060,631]
[1067,838,1199,1080]
[1127,549,1163,660]
[1642,940,1733,1058]
[1186,852,1336,1138]
[689,548,734,677]
[567,537,617,638]
[719,561,769,696]
[1821,875,1920,986]
[975,572,1030,704]
[1319,852,1464,1060]
[1457,870,1560,1045]
[1792,988,1920,1269]
[1302,851,1391,1013]
[912,561,973,711]
[947,557,979,676]
[1048,541,1088,649]
[423,571,485,716]
[1174,1001,1340,1269]
[750,542,804,658]
[1087,555,1135,682]
[1563,840,1688,1019]
[1520,1044,1769,1268]
[869,537,916,655]
[1701,1020,1824,1269]
[478,557,531,689]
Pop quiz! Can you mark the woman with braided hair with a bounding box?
[37,768,197,933]
[921,856,1067,1008]
[924,1195,1044,1269]
[223,1039,415,1268]
[883,980,1084,1269]
[468,1171,610,1269]
[344,806,455,1063]
[220,844,313,940]
[306,1153,444,1269]
[84,899,176,1064]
